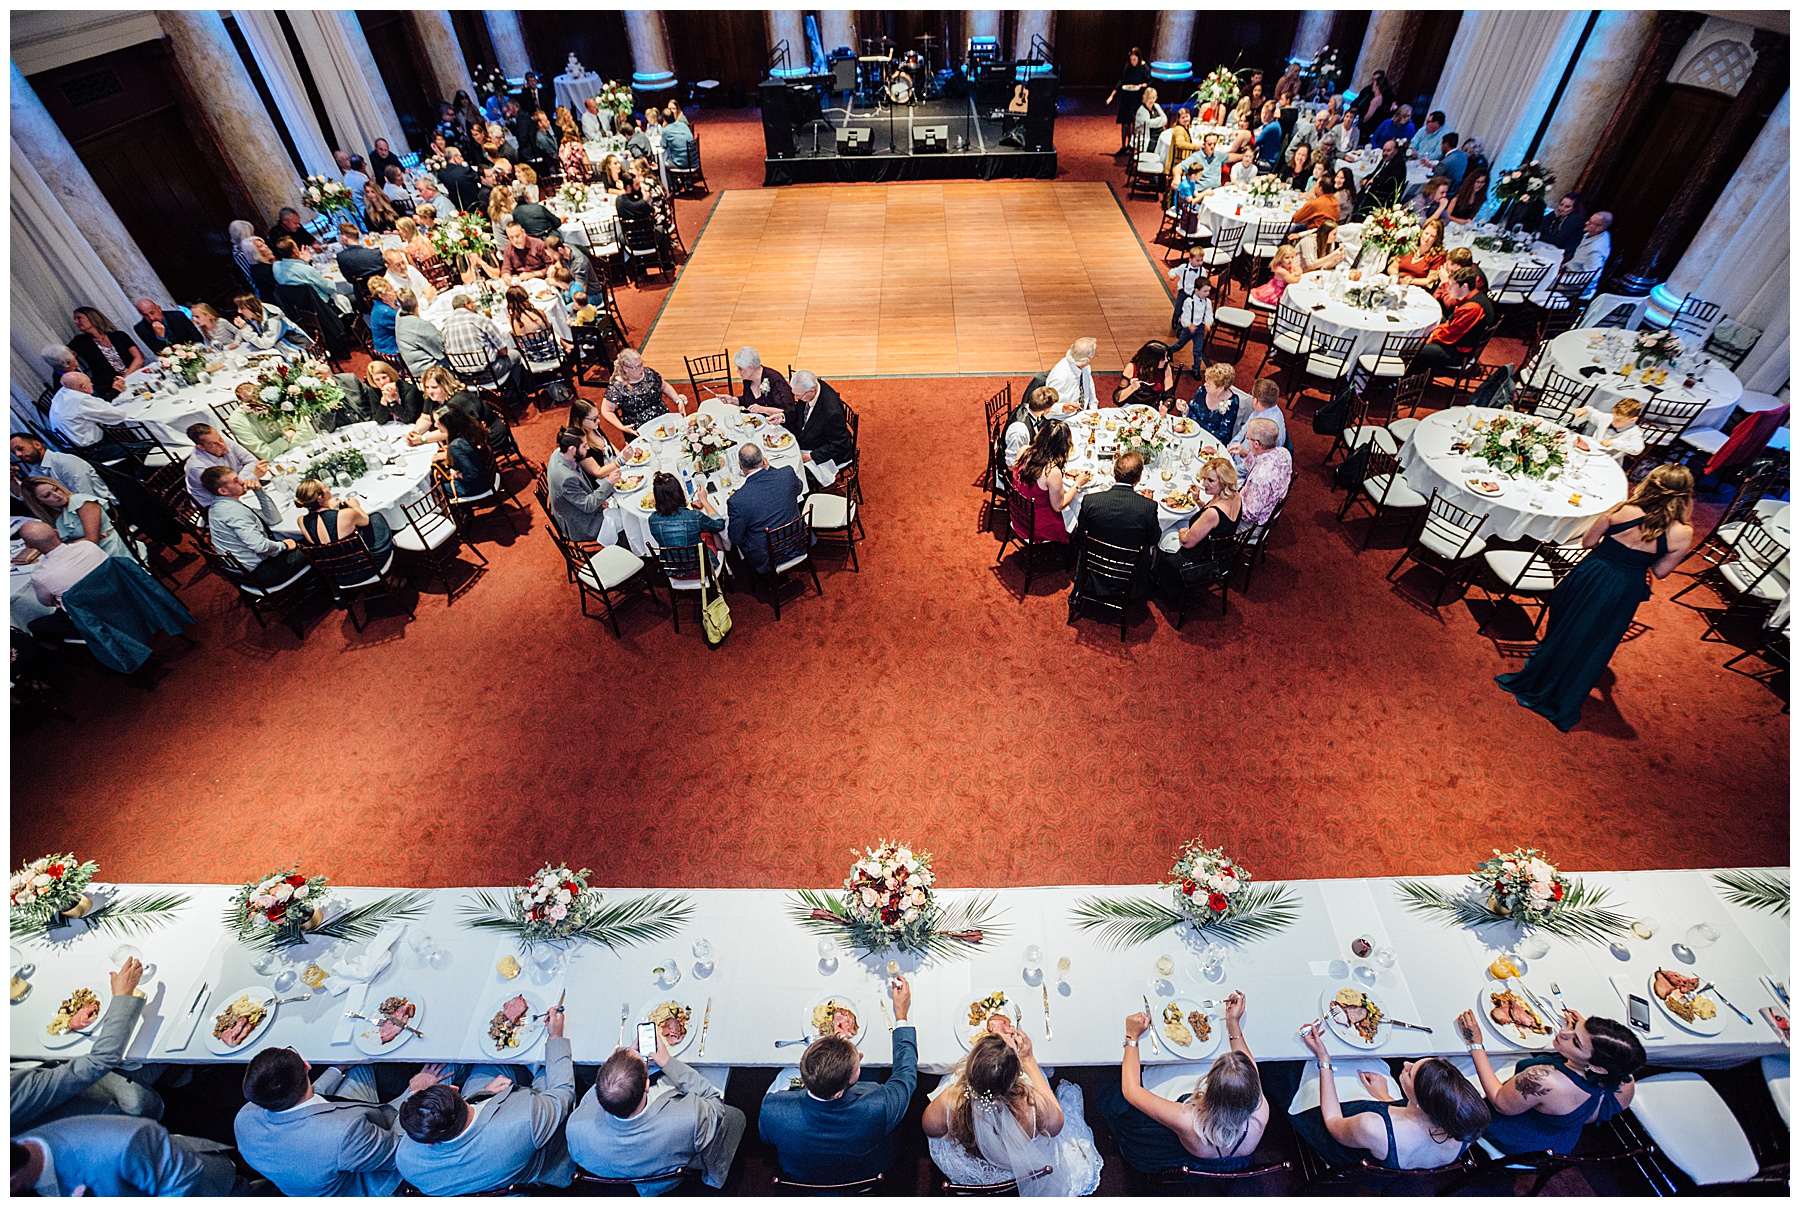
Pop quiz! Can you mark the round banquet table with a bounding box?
[554,73,604,114]
[256,422,441,539]
[549,192,620,250]
[1443,225,1564,304]
[119,356,290,450]
[1281,274,1442,365]
[1398,406,1630,543]
[1538,329,1744,433]
[420,279,572,348]
[1200,186,1302,240]
[609,408,809,558]
[1048,404,1230,538]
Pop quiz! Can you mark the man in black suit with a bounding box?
[1356,139,1409,215]
[617,175,655,224]
[784,370,856,476]
[725,443,806,575]
[368,138,404,185]
[266,207,315,251]
[511,192,560,239]
[131,299,202,353]
[518,71,555,117]
[1536,192,1586,257]
[1076,449,1162,598]
[436,149,483,213]
[331,224,386,294]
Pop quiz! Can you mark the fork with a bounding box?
[774,1035,813,1048]
[1549,981,1570,1021]
[343,1011,426,1040]
[1697,981,1754,1025]
[619,1002,629,1047]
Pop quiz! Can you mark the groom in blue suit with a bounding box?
[759,974,917,1184]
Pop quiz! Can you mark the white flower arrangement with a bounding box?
[1471,412,1570,480]
[1115,409,1168,457]
[1073,840,1301,946]
[791,840,1006,958]
[681,413,734,472]
[302,175,356,216]
[1493,161,1554,205]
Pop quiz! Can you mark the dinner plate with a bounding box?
[1476,983,1556,1051]
[637,493,657,511]
[39,982,113,1049]
[1464,478,1505,498]
[1168,418,1200,437]
[958,992,1024,1050]
[1647,971,1727,1036]
[203,985,278,1056]
[1159,493,1200,515]
[641,998,699,1058]
[621,447,652,467]
[806,993,865,1046]
[762,432,794,450]
[353,993,427,1056]
[1319,986,1388,1050]
[478,990,547,1059]
[1055,402,1082,416]
[1155,997,1224,1059]
[615,474,646,493]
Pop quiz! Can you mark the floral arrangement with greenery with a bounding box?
[1073,840,1300,947]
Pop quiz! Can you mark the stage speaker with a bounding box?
[835,126,874,155]
[913,125,951,152]
[829,55,858,94]
[759,79,795,158]
[1024,74,1058,151]
[976,64,1012,110]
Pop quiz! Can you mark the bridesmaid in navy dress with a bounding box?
[1454,1007,1644,1155]
[1496,466,1696,731]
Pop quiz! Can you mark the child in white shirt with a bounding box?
[1570,397,1646,463]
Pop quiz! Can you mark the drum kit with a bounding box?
[858,33,938,107]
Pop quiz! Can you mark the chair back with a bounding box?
[1670,293,1723,340]
[686,351,732,403]
[1075,532,1144,595]
[209,399,241,431]
[1533,367,1594,426]
[1547,265,1600,306]
[517,326,564,372]
[653,541,706,584]
[1250,216,1291,255]
[1158,1157,1292,1185]
[299,532,384,589]
[1728,518,1789,587]
[942,1165,1054,1195]
[1380,369,1429,418]
[620,213,661,257]
[764,514,811,570]
[1637,394,1708,451]
[33,383,56,418]
[1720,459,1785,529]
[401,479,458,534]
[446,346,502,388]
[1270,301,1313,351]
[1421,490,1488,558]
[984,383,1013,439]
[1365,445,1407,500]
[771,1171,884,1195]
[1373,330,1425,370]
[1494,261,1550,303]
[99,421,180,469]
[1305,330,1356,380]
[580,215,622,254]
[1580,292,1646,330]
[571,1166,694,1193]
[1005,472,1038,542]
[842,400,860,451]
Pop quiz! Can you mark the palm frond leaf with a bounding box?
[787,889,1007,961]
[1072,884,1300,949]
[78,892,192,938]
[914,894,1009,960]
[1713,869,1790,918]
[459,890,693,951]
[1395,878,1632,944]
[787,888,849,934]
[312,891,433,945]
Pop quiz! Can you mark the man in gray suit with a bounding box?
[234,1046,432,1195]
[394,289,449,377]
[396,1002,576,1194]
[12,957,162,1129]
[546,428,619,543]
[567,1029,745,1193]
[12,1115,238,1196]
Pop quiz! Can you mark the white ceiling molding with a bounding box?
[10,10,164,76]
[1669,17,1761,96]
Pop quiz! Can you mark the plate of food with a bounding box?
[1072,411,1100,425]
[1169,417,1199,436]
[959,990,1024,1050]
[1465,478,1505,497]
[742,413,767,430]
[1320,986,1388,1050]
[1055,401,1082,416]
[353,993,425,1056]
[1160,492,1199,513]
[762,431,794,451]
[622,445,653,467]
[615,474,645,492]
[643,999,698,1057]
[204,987,277,1056]
[1478,982,1555,1050]
[1158,998,1222,1058]
[42,984,110,1049]
[1650,969,1724,1036]
[807,994,864,1045]
[1122,404,1157,416]
[637,493,658,511]
[481,991,547,1059]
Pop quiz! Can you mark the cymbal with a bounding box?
[916,34,937,43]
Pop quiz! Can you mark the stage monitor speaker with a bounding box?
[976,64,1012,110]
[1024,74,1058,151]
[829,55,858,93]
[759,79,795,158]
[912,124,950,152]
[835,126,874,155]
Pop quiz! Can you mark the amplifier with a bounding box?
[912,124,950,152]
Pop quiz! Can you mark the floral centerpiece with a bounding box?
[681,413,732,473]
[1493,161,1554,207]
[244,359,346,428]
[1469,412,1569,480]
[1245,174,1286,204]
[1398,847,1631,943]
[301,175,356,219]
[1115,409,1167,458]
[1352,204,1421,269]
[1634,329,1683,369]
[472,64,509,102]
[1471,231,1532,255]
[420,153,448,174]
[1073,840,1299,947]
[461,864,692,951]
[224,862,429,953]
[1191,66,1239,121]
[306,448,368,486]
[10,855,191,940]
[158,342,211,385]
[556,181,593,215]
[1300,47,1342,96]
[791,841,1006,959]
[431,211,498,269]
[596,79,635,116]
[1342,273,1396,311]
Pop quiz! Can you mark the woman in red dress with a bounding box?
[1011,420,1085,544]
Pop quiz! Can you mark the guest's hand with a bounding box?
[890,972,912,1021]
[1300,1018,1330,1060]
[1455,1009,1482,1046]
[1124,1011,1150,1041]
[283,428,298,442]
[1227,443,1244,457]
[546,1005,565,1039]
[109,958,143,997]
[481,1074,515,1095]
[1011,1028,1037,1063]
[1358,1069,1395,1100]
[801,452,812,462]
[281,538,298,550]
[254,460,271,477]
[1224,989,1246,1024]
[113,376,126,393]
[599,461,621,482]
[408,1063,451,1092]
[653,1030,673,1068]
[405,431,423,446]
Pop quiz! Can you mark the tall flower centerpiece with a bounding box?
[556,181,593,216]
[1634,329,1683,370]
[681,413,732,474]
[1191,66,1240,123]
[245,359,346,429]
[158,343,211,385]
[791,841,1006,959]
[1492,161,1554,227]
[10,855,190,940]
[301,175,357,220]
[461,863,693,951]
[1115,409,1168,459]
[224,862,429,953]
[431,211,498,280]
[1352,204,1422,269]
[1301,47,1342,96]
[472,64,508,103]
[1245,174,1287,205]
[1469,412,1569,481]
[1398,847,1631,942]
[1072,840,1299,947]
[596,79,635,116]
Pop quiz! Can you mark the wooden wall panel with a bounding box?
[519,11,632,85]
[665,9,769,92]
[1597,84,1733,274]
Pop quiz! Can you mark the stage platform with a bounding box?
[764,95,1055,186]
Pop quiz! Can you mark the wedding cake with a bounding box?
[566,52,586,80]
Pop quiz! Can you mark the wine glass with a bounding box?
[1022,944,1043,980]
[404,928,437,970]
[11,945,35,981]
[109,943,156,980]
[692,938,715,976]
[816,936,840,974]
[1630,916,1661,940]
[1056,956,1072,985]
[1684,923,1719,951]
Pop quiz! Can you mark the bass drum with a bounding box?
[886,72,914,105]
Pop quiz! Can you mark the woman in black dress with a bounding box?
[1113,341,1177,412]
[1157,455,1244,603]
[68,307,145,399]
[1105,48,1151,153]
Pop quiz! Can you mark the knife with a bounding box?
[186,981,209,1016]
[1042,983,1052,1040]
[1698,981,1754,1025]
[1385,1019,1434,1033]
[1140,995,1163,1055]
[697,998,712,1057]
[878,995,893,1031]
[1510,978,1560,1030]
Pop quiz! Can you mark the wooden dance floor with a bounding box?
[639,181,1174,378]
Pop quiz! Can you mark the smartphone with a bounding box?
[1626,994,1652,1033]
[635,1021,657,1058]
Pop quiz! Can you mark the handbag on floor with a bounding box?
[1312,383,1355,436]
[699,550,732,647]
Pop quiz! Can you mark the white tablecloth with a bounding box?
[118,360,278,450]
[1282,276,1441,366]
[550,194,620,251]
[1542,330,1744,433]
[610,409,809,557]
[421,281,572,349]
[554,73,604,114]
[1053,406,1227,534]
[1399,406,1629,543]
[1200,187,1301,240]
[257,423,441,537]
[1339,147,1432,192]
[1444,228,1565,305]
[9,868,1784,1070]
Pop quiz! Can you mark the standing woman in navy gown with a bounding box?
[1106,49,1151,154]
[1496,466,1695,731]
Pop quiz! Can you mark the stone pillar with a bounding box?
[1291,10,1335,66]
[410,11,476,107]
[1015,11,1056,66]
[484,11,532,80]
[821,11,859,56]
[1351,10,1409,87]
[10,60,169,302]
[157,9,301,228]
[766,10,809,77]
[1150,11,1196,87]
[624,10,676,93]
[965,10,1001,41]
[1533,10,1659,195]
[1573,12,1706,199]
[1622,29,1787,293]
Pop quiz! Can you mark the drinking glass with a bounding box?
[1056,956,1072,984]
[1519,933,1551,960]
[1153,954,1175,978]
[251,949,285,978]
[816,936,840,974]
[1022,945,1043,979]
[1371,945,1396,971]
[404,928,437,970]
[1630,916,1660,940]
[692,938,715,975]
[530,944,565,986]
[10,946,34,980]
[1684,923,1719,951]
[1199,943,1226,981]
[109,944,156,980]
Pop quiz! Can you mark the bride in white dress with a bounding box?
[923,1021,1103,1196]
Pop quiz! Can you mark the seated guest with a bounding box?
[11,431,113,504]
[602,348,684,440]
[598,153,629,194]
[624,117,654,164]
[46,372,140,460]
[1229,378,1288,460]
[1455,1007,1643,1155]
[381,164,413,205]
[1237,416,1292,525]
[1568,211,1613,282]
[1133,86,1170,150]
[785,370,857,477]
[648,471,726,555]
[294,478,394,572]
[661,111,698,171]
[1433,247,1486,307]
[1446,170,1489,227]
[1168,269,1213,376]
[736,346,795,417]
[760,975,916,1184]
[1156,455,1244,601]
[1413,267,1493,372]
[271,239,339,314]
[567,399,617,471]
[366,277,401,361]
[1163,106,1201,176]
[1293,1021,1489,1170]
[12,958,157,1129]
[567,1021,746,1193]
[521,110,559,171]
[25,476,132,561]
[1435,133,1468,190]
[267,205,316,251]
[578,96,607,142]
[1413,110,1447,162]
[433,405,497,499]
[557,122,593,185]
[1046,338,1100,411]
[338,151,371,199]
[1296,220,1347,273]
[511,191,560,240]
[349,359,425,426]
[725,443,806,575]
[1537,192,1587,256]
[407,365,507,450]
[239,236,280,301]
[1391,219,1447,286]
[1113,341,1177,411]
[1005,385,1060,467]
[227,381,321,458]
[233,292,312,356]
[1169,162,1205,221]
[394,218,436,279]
[394,289,449,376]
[1570,397,1646,463]
[68,307,145,399]
[228,218,259,290]
[382,247,435,304]
[1358,140,1409,213]
[479,221,552,283]
[11,1116,238,1196]
[334,224,387,295]
[505,284,570,368]
[1010,420,1083,548]
[1279,141,1315,191]
[395,1002,575,1194]
[362,183,401,233]
[1332,168,1359,222]
[1252,100,1284,168]
[370,136,404,183]
[1407,176,1453,225]
[1098,992,1268,1174]
[21,521,109,641]
[234,1046,415,1196]
[1248,244,1302,308]
[184,423,265,508]
[1187,363,1247,444]
[617,174,657,225]
[190,302,241,352]
[1289,175,1342,230]
[202,466,310,583]
[1369,102,1416,147]
[437,148,484,212]
[1175,131,1229,193]
[441,293,524,400]
[130,299,201,354]
[1078,448,1160,564]
[546,427,618,542]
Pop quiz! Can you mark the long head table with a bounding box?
[11,870,1785,1074]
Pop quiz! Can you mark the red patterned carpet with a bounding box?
[10,105,1787,890]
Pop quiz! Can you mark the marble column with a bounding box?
[1573,12,1706,199]
[157,9,300,228]
[821,11,859,57]
[484,11,532,80]
[410,11,476,107]
[1533,10,1658,195]
[624,11,676,92]
[766,10,809,76]
[1150,11,1196,86]
[1015,11,1056,66]
[1291,10,1335,66]
[1351,10,1408,87]
[10,60,169,303]
[231,10,338,177]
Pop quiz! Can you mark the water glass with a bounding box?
[692,938,715,974]
[405,928,437,970]
[11,946,34,981]
[1022,944,1043,978]
[816,936,840,974]
[1684,923,1719,950]
[109,943,156,980]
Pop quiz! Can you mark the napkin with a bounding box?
[1578,365,1603,378]
[1609,974,1666,1040]
[166,980,211,1051]
[328,922,406,996]
[1287,1058,1391,1115]
[332,983,370,1045]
